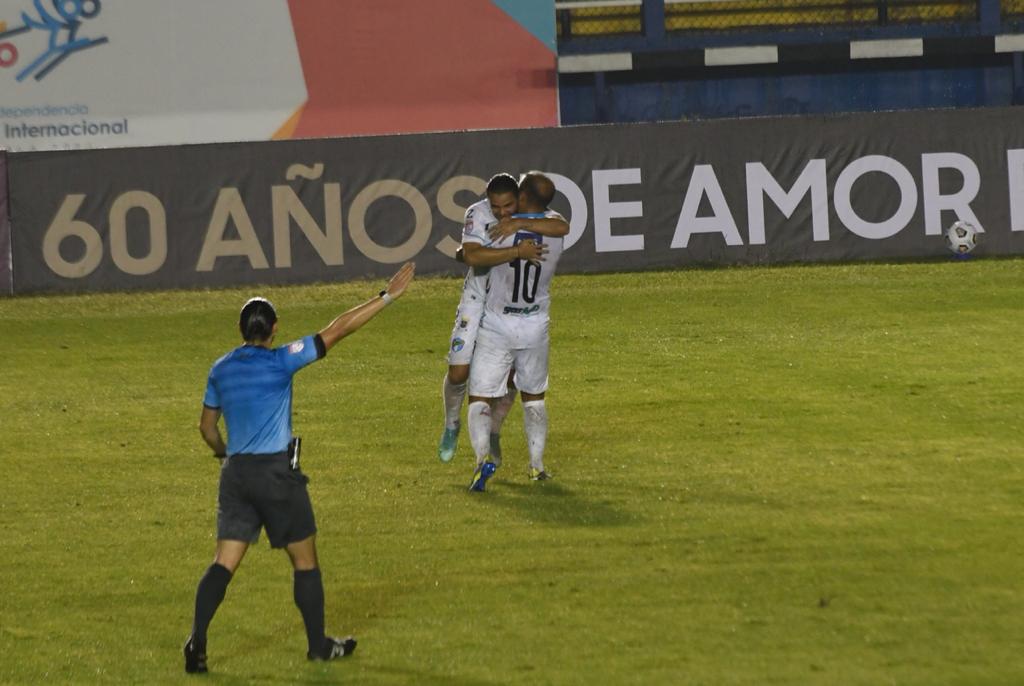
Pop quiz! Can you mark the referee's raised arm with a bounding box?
[318,262,415,351]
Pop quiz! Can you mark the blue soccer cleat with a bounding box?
[468,461,497,492]
[438,425,459,463]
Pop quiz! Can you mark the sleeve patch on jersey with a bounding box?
[288,341,305,354]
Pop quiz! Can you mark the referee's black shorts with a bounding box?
[217,452,317,548]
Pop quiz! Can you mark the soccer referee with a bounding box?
[184,262,415,674]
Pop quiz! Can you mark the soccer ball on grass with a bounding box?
[943,221,978,256]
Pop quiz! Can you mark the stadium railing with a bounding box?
[558,0,979,38]
[555,0,1020,51]
[1005,0,1024,20]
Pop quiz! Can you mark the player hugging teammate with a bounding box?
[436,172,569,491]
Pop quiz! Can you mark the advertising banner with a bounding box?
[7,106,1024,294]
[0,0,557,151]
[0,150,9,295]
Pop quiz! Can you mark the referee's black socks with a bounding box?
[294,568,326,656]
[191,563,233,650]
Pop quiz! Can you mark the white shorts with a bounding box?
[469,314,549,397]
[446,301,484,366]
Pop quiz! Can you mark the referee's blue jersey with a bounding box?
[203,335,321,456]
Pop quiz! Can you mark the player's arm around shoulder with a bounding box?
[535,210,569,237]
[488,213,568,241]
[461,239,546,267]
[317,262,415,351]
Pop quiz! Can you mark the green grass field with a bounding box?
[2,259,1022,685]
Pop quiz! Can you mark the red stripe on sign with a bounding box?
[285,0,556,139]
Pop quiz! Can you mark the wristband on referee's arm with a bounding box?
[379,290,394,305]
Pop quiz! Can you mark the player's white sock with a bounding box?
[442,374,467,430]
[522,400,548,471]
[467,401,492,466]
[490,386,516,435]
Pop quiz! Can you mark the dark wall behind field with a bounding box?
[4,106,1024,294]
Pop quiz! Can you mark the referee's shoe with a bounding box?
[308,636,357,661]
[183,637,207,674]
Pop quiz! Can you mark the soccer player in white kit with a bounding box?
[466,172,567,490]
[438,173,565,463]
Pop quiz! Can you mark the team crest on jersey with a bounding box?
[451,337,465,352]
[459,317,469,329]
[288,341,305,354]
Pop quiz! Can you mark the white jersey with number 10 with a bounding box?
[483,210,565,321]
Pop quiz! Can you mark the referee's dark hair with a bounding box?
[239,297,277,342]
[486,172,519,196]
[519,171,556,208]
